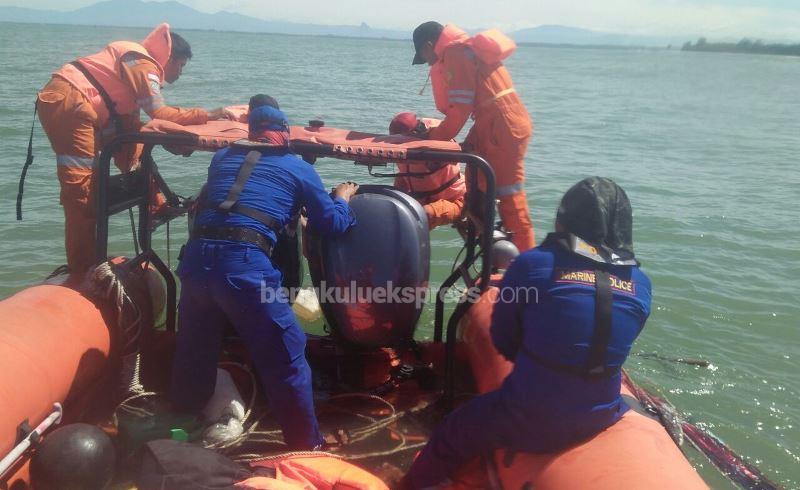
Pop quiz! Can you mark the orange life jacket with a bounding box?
[430,24,522,118]
[239,454,389,490]
[394,118,466,204]
[53,23,171,130]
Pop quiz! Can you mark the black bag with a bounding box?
[135,439,253,490]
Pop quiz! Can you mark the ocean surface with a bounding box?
[1,23,798,487]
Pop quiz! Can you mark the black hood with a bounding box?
[555,177,635,262]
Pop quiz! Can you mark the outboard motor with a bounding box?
[306,185,430,348]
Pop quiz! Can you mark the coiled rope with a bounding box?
[83,261,145,400]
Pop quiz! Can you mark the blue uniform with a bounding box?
[171,146,355,449]
[407,243,651,487]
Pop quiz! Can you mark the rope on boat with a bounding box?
[216,388,430,462]
[83,261,144,398]
[234,450,343,463]
[108,355,427,462]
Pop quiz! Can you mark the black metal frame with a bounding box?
[94,133,496,400]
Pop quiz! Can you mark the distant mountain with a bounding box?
[511,25,685,47]
[0,0,686,46]
[0,0,409,39]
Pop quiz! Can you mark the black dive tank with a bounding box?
[306,185,430,347]
[271,217,303,292]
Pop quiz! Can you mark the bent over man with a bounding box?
[37,23,232,274]
[404,177,652,487]
[171,95,357,449]
[389,112,465,229]
[411,21,535,251]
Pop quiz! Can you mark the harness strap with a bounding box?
[70,60,124,134]
[16,99,38,221]
[478,87,516,109]
[227,204,283,233]
[520,344,620,379]
[215,150,283,233]
[409,173,461,200]
[586,268,614,376]
[219,150,261,212]
[515,265,619,379]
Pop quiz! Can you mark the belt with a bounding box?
[191,225,274,257]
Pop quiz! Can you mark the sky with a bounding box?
[3,0,800,41]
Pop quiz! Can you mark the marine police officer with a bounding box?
[170,94,357,449]
[405,177,652,487]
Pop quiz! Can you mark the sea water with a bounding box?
[0,23,798,487]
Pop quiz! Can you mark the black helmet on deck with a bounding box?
[30,423,116,490]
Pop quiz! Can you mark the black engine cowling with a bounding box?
[306,185,430,348]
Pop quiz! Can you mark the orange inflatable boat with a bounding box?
[1,118,774,489]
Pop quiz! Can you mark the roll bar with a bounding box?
[94,132,496,399]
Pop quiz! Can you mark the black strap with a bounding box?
[227,204,283,233]
[586,269,613,375]
[219,150,261,212]
[16,99,38,221]
[369,168,434,179]
[517,267,619,379]
[368,161,448,179]
[520,343,620,379]
[409,174,461,200]
[191,225,274,257]
[215,150,282,233]
[70,60,123,134]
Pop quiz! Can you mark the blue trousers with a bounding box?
[171,239,323,449]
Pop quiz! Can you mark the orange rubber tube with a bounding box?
[0,285,110,458]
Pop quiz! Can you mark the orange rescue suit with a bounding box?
[394,159,465,229]
[426,24,535,251]
[37,23,208,273]
[391,117,466,229]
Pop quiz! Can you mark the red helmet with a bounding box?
[389,112,419,135]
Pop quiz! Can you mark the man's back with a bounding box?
[492,244,651,423]
[198,146,354,243]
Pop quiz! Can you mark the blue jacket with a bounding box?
[196,146,355,241]
[490,243,651,439]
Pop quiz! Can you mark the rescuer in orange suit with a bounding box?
[411,21,535,251]
[37,23,234,274]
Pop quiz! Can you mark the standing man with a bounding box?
[411,21,535,251]
[37,23,233,274]
[404,177,652,487]
[171,95,358,449]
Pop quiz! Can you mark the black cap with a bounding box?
[556,177,635,260]
[249,94,279,110]
[412,21,443,65]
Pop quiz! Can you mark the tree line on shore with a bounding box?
[682,38,800,56]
